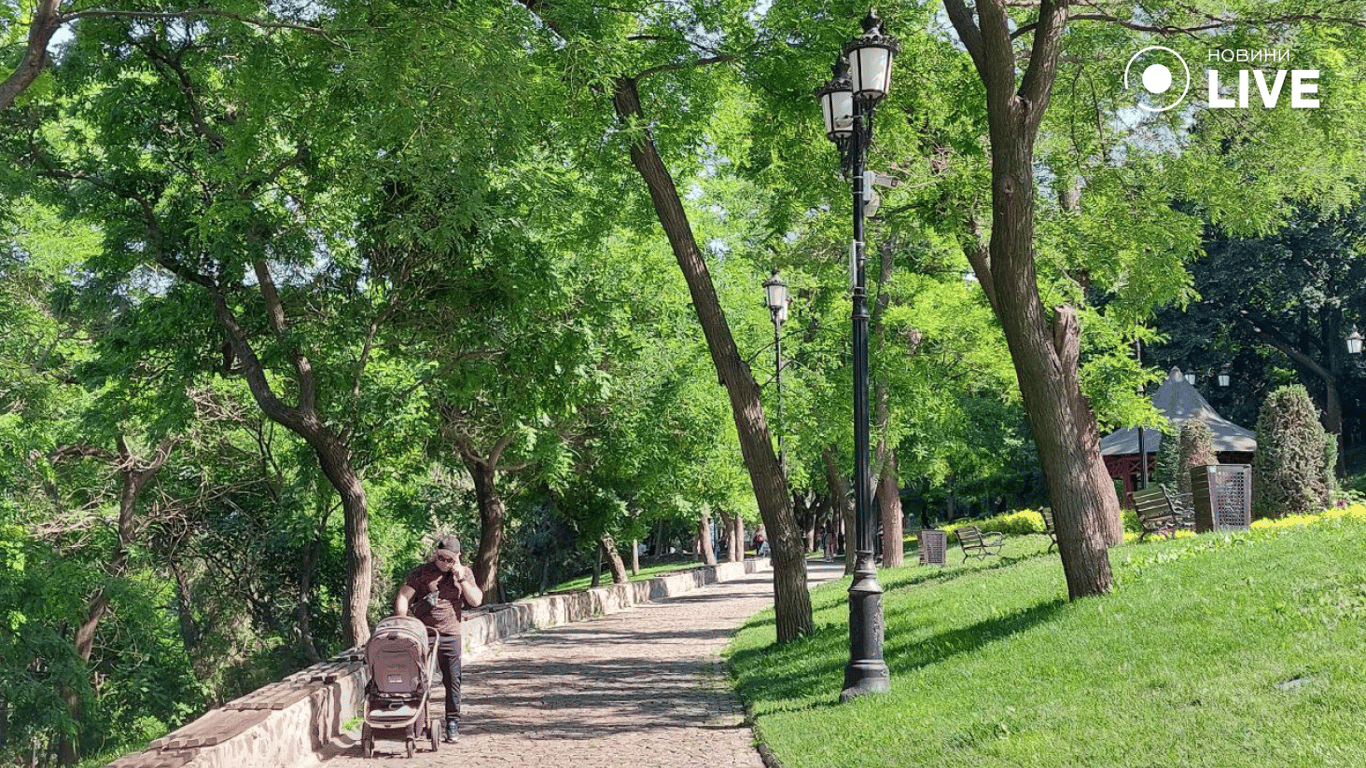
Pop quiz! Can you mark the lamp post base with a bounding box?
[840,553,889,702]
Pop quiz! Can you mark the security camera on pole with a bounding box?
[815,8,898,703]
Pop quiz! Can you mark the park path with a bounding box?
[308,560,845,768]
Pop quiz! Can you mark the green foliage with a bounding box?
[1253,385,1333,517]
[1176,420,1218,495]
[942,509,1046,537]
[1153,419,1179,487]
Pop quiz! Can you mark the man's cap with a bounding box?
[435,534,461,553]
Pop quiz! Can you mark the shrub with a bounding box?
[944,509,1045,536]
[1253,384,1332,518]
[1176,420,1218,495]
[1153,418,1179,487]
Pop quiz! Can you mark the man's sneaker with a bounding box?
[443,721,460,743]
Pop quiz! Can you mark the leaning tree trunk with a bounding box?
[211,278,374,647]
[599,534,629,583]
[948,0,1120,599]
[612,77,812,641]
[308,430,374,644]
[464,457,506,603]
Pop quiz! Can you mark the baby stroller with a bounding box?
[361,615,441,758]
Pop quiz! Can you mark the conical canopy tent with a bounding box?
[1101,367,1256,505]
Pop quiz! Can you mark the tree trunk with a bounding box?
[600,533,629,583]
[612,77,811,641]
[310,431,374,645]
[877,448,905,568]
[210,286,374,647]
[732,511,743,560]
[630,538,640,575]
[698,510,717,566]
[947,0,1120,599]
[822,446,855,575]
[464,456,506,604]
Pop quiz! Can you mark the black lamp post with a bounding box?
[816,8,897,703]
[764,270,790,473]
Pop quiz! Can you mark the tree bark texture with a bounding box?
[876,445,905,568]
[612,77,812,640]
[698,510,717,566]
[210,286,373,646]
[823,446,855,575]
[947,0,1118,598]
[464,456,507,603]
[598,533,629,583]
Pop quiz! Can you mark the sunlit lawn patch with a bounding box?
[728,510,1366,768]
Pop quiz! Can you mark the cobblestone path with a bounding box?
[312,561,844,768]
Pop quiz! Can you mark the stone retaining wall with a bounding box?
[104,558,768,768]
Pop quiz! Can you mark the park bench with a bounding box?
[1040,509,1058,554]
[957,525,1005,562]
[1161,484,1197,530]
[1132,486,1179,542]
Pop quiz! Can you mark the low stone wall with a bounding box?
[105,558,768,768]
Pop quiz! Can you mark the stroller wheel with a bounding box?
[406,737,415,759]
[429,717,439,752]
[361,723,373,759]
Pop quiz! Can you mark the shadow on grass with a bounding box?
[730,596,1067,714]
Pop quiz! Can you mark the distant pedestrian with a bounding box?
[751,529,767,556]
[394,534,484,743]
[822,525,835,562]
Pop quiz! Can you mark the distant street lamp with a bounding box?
[1218,365,1231,388]
[1348,325,1363,355]
[1184,372,1196,386]
[816,8,897,703]
[764,270,790,473]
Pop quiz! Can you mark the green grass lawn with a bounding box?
[544,558,715,594]
[727,509,1366,768]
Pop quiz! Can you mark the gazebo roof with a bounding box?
[1100,367,1257,456]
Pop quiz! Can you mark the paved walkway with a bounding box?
[311,560,845,768]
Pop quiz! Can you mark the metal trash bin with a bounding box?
[1191,464,1252,533]
[919,529,947,566]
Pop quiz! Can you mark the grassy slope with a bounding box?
[727,511,1366,768]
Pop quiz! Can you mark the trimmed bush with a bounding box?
[1253,384,1332,518]
[943,509,1045,536]
[1153,418,1179,487]
[1176,420,1218,495]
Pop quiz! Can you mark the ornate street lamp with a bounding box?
[1347,325,1363,355]
[816,8,897,703]
[1218,365,1231,388]
[1184,372,1196,386]
[764,270,790,473]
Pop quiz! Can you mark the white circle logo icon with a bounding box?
[1124,46,1190,112]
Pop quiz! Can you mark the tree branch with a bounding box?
[0,0,62,111]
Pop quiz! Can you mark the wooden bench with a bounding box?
[1039,509,1058,554]
[1161,484,1196,530]
[956,526,1005,561]
[1132,486,1178,542]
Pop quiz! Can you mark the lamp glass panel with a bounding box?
[850,45,892,100]
[766,281,787,310]
[821,89,853,139]
[1349,336,1363,354]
